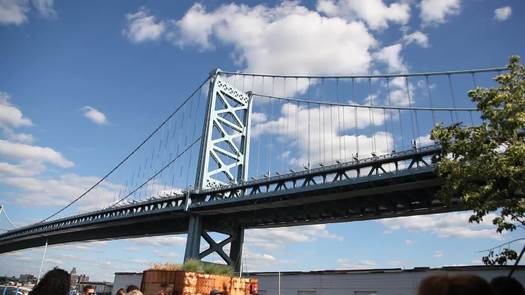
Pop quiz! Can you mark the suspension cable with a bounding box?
[111,137,201,207]
[221,67,506,79]
[41,76,211,223]
[251,92,477,112]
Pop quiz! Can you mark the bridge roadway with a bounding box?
[0,146,462,254]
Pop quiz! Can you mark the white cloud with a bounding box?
[494,6,511,22]
[124,7,166,43]
[0,139,74,168]
[373,44,407,73]
[420,0,461,25]
[252,100,394,166]
[0,161,45,177]
[337,258,377,269]
[251,112,268,124]
[0,92,32,128]
[405,239,414,245]
[316,0,410,30]
[402,31,429,48]
[434,250,444,258]
[0,0,28,25]
[2,173,122,211]
[130,235,186,247]
[246,224,342,251]
[2,127,33,144]
[31,0,55,18]
[377,212,502,239]
[415,134,435,147]
[173,2,377,75]
[0,0,55,25]
[82,106,108,125]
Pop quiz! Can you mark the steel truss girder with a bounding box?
[184,215,244,271]
[195,72,252,190]
[0,194,187,242]
[0,147,439,246]
[196,146,439,203]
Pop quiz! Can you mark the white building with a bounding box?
[112,266,525,295]
[250,266,525,295]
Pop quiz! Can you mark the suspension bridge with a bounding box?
[0,66,507,270]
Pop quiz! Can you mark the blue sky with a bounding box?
[1,0,524,282]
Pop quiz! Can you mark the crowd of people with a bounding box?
[27,267,524,295]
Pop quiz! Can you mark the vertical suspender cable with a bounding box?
[306,78,311,168]
[425,75,436,126]
[386,78,395,152]
[368,78,376,154]
[268,77,275,177]
[337,78,342,161]
[405,77,418,147]
[352,78,359,158]
[448,74,458,123]
[256,77,264,178]
[294,77,298,169]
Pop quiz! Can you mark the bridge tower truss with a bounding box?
[185,70,252,271]
[195,69,253,191]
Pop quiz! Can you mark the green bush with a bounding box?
[182,259,233,275]
[182,259,204,273]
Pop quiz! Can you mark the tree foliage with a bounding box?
[431,56,525,264]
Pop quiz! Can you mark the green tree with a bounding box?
[431,56,525,264]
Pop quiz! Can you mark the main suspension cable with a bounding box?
[40,77,211,223]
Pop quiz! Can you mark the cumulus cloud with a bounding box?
[337,258,377,269]
[377,212,502,239]
[420,0,461,25]
[1,127,34,144]
[130,236,186,247]
[316,0,410,30]
[0,139,74,168]
[252,102,393,166]
[3,173,123,211]
[169,2,378,75]
[0,0,28,25]
[494,6,512,22]
[0,161,45,177]
[123,7,166,43]
[373,43,407,73]
[31,0,55,18]
[0,0,55,25]
[82,106,108,125]
[403,31,429,48]
[246,224,342,251]
[0,92,32,128]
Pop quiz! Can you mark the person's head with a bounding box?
[83,285,96,295]
[126,285,140,293]
[128,291,144,295]
[116,288,126,295]
[491,276,525,295]
[29,268,71,295]
[418,274,494,295]
[210,289,224,295]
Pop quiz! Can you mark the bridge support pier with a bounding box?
[184,214,244,272]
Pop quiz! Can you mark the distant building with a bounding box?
[70,267,78,287]
[250,265,525,295]
[18,274,36,284]
[113,265,525,295]
[78,274,90,283]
